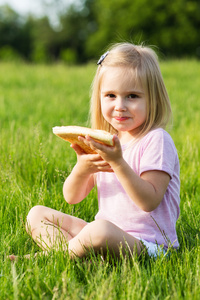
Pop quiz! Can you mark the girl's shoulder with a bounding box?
[123,128,176,153]
[142,128,173,143]
[140,128,177,154]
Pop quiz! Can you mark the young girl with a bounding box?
[25,43,180,259]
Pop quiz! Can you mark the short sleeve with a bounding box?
[139,129,177,178]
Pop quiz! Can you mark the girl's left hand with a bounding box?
[78,134,123,165]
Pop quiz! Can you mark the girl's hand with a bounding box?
[63,137,115,205]
[77,134,123,166]
[70,143,113,174]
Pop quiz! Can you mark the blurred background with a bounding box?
[0,0,200,64]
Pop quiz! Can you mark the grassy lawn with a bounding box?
[0,60,200,299]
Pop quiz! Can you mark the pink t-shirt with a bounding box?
[95,128,180,248]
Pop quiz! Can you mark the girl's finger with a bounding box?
[113,134,121,149]
[70,143,85,155]
[71,144,102,160]
[85,136,107,152]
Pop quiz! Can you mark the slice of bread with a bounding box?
[53,126,114,154]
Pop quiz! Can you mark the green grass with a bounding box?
[0,60,200,299]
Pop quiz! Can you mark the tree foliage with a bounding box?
[0,5,32,60]
[87,0,200,58]
[0,0,200,63]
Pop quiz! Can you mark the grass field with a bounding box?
[0,60,200,299]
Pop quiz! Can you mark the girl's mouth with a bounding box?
[114,116,129,121]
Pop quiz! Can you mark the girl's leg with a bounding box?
[26,205,87,251]
[25,206,144,259]
[68,219,145,259]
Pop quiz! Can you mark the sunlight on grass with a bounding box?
[0,60,200,299]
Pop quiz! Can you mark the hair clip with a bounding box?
[97,51,109,65]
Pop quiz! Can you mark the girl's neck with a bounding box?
[117,122,150,144]
[118,126,144,144]
[118,131,138,145]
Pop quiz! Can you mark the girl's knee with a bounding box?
[85,219,114,244]
[93,219,112,235]
[27,205,45,221]
[26,205,47,234]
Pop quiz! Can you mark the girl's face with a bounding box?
[100,66,147,143]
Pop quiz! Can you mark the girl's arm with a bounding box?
[63,163,95,205]
[81,135,170,212]
[110,159,170,212]
[63,143,112,204]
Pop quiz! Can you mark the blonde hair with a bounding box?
[90,43,172,137]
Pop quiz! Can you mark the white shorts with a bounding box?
[139,238,167,258]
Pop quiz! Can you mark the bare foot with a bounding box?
[8,252,47,261]
[8,254,19,261]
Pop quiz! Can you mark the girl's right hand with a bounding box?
[70,143,113,174]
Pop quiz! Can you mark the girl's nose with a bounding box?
[115,97,126,111]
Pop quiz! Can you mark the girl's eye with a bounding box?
[128,94,138,99]
[107,94,116,98]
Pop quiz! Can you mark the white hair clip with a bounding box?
[97,51,109,65]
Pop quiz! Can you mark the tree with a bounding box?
[0,5,32,60]
[85,0,200,58]
[0,0,200,62]
[57,0,97,62]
